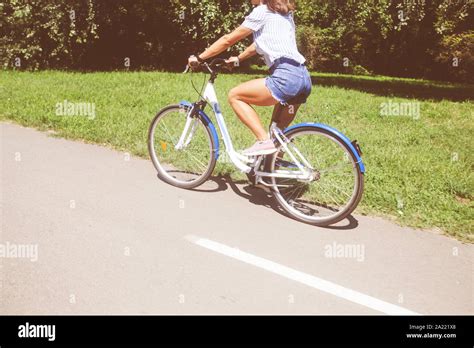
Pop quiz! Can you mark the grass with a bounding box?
[1,70,473,242]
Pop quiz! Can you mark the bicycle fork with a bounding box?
[175,107,198,150]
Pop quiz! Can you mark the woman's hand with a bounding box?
[188,55,200,69]
[225,56,240,68]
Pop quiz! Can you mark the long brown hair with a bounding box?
[263,0,295,15]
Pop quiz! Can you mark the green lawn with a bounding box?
[1,70,473,242]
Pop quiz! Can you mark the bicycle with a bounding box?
[148,58,365,226]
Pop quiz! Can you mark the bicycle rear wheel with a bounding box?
[148,104,217,189]
[269,126,364,226]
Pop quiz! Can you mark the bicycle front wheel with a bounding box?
[148,104,217,189]
[269,126,364,226]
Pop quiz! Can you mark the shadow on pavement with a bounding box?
[189,174,359,231]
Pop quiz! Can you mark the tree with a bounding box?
[1,0,472,82]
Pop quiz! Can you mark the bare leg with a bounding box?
[271,103,301,131]
[228,78,278,141]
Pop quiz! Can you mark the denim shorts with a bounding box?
[265,57,312,105]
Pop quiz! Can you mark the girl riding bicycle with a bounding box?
[188,0,312,157]
[151,0,364,225]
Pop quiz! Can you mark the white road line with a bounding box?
[185,235,420,315]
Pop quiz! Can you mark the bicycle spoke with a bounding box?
[318,161,355,174]
[158,119,179,146]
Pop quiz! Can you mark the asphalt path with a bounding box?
[1,122,472,314]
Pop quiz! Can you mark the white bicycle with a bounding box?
[148,58,365,225]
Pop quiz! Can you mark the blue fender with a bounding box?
[179,101,219,160]
[284,122,366,173]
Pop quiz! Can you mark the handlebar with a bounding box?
[183,58,230,74]
[207,58,228,67]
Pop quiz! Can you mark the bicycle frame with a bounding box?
[179,79,314,181]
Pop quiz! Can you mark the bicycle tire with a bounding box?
[148,104,217,189]
[268,125,364,226]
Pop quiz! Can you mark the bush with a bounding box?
[433,31,474,83]
[351,65,372,76]
[296,25,341,72]
[1,0,472,82]
[296,25,372,75]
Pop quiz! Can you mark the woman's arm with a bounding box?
[225,43,257,67]
[189,26,253,65]
[238,42,257,62]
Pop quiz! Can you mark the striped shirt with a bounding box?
[242,4,305,68]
